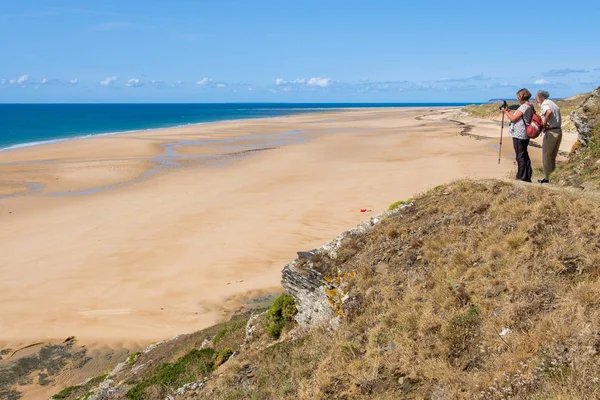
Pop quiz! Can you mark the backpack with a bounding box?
[521,104,543,139]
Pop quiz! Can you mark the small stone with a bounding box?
[297,251,316,259]
[581,181,599,191]
[374,262,389,274]
[381,343,397,352]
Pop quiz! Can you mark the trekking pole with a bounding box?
[498,112,504,164]
[498,100,507,164]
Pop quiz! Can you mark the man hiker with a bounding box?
[535,90,562,184]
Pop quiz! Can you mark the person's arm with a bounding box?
[542,109,552,128]
[501,107,523,123]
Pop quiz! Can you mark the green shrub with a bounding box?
[388,198,413,211]
[126,351,141,366]
[215,347,234,367]
[213,328,228,344]
[265,293,297,339]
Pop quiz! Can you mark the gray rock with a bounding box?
[245,311,266,343]
[297,251,317,259]
[581,181,599,191]
[281,259,333,326]
[570,86,600,147]
[381,343,397,352]
[166,379,206,399]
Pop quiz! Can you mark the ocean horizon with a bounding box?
[0,103,473,151]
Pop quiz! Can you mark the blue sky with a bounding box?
[1,0,599,103]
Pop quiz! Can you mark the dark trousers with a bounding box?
[513,137,532,182]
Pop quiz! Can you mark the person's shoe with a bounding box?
[537,178,549,184]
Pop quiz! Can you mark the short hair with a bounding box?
[537,90,550,100]
[516,88,532,101]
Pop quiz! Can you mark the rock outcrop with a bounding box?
[570,86,600,147]
[281,204,413,328]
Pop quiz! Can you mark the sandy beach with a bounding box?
[0,107,568,350]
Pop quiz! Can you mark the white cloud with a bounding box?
[216,83,226,88]
[34,85,39,89]
[150,80,165,85]
[100,76,117,86]
[125,78,142,87]
[0,78,5,85]
[9,79,16,85]
[534,78,550,85]
[41,78,47,84]
[276,77,331,88]
[306,77,331,87]
[276,78,309,86]
[17,74,29,85]
[69,78,78,85]
[196,77,211,85]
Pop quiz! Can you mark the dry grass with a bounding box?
[198,179,600,399]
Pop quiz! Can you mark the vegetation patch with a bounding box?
[126,351,141,366]
[51,374,107,400]
[215,348,234,367]
[265,293,297,339]
[126,348,215,400]
[52,384,82,399]
[212,328,228,344]
[388,198,413,211]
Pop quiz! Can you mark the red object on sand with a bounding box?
[360,209,368,213]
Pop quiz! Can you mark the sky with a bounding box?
[1,0,599,103]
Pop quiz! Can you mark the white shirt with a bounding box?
[540,99,561,129]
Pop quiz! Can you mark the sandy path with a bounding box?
[0,107,517,348]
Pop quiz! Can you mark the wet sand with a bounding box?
[0,107,540,350]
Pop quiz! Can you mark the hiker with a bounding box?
[535,90,562,183]
[501,88,533,182]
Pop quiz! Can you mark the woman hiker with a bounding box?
[535,90,562,183]
[501,88,534,182]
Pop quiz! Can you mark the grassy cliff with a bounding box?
[188,180,600,399]
[54,179,600,400]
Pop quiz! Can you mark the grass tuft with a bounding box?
[265,293,297,339]
[388,198,413,211]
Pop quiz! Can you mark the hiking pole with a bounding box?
[498,113,504,164]
[498,100,507,164]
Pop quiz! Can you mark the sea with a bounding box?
[0,103,470,151]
